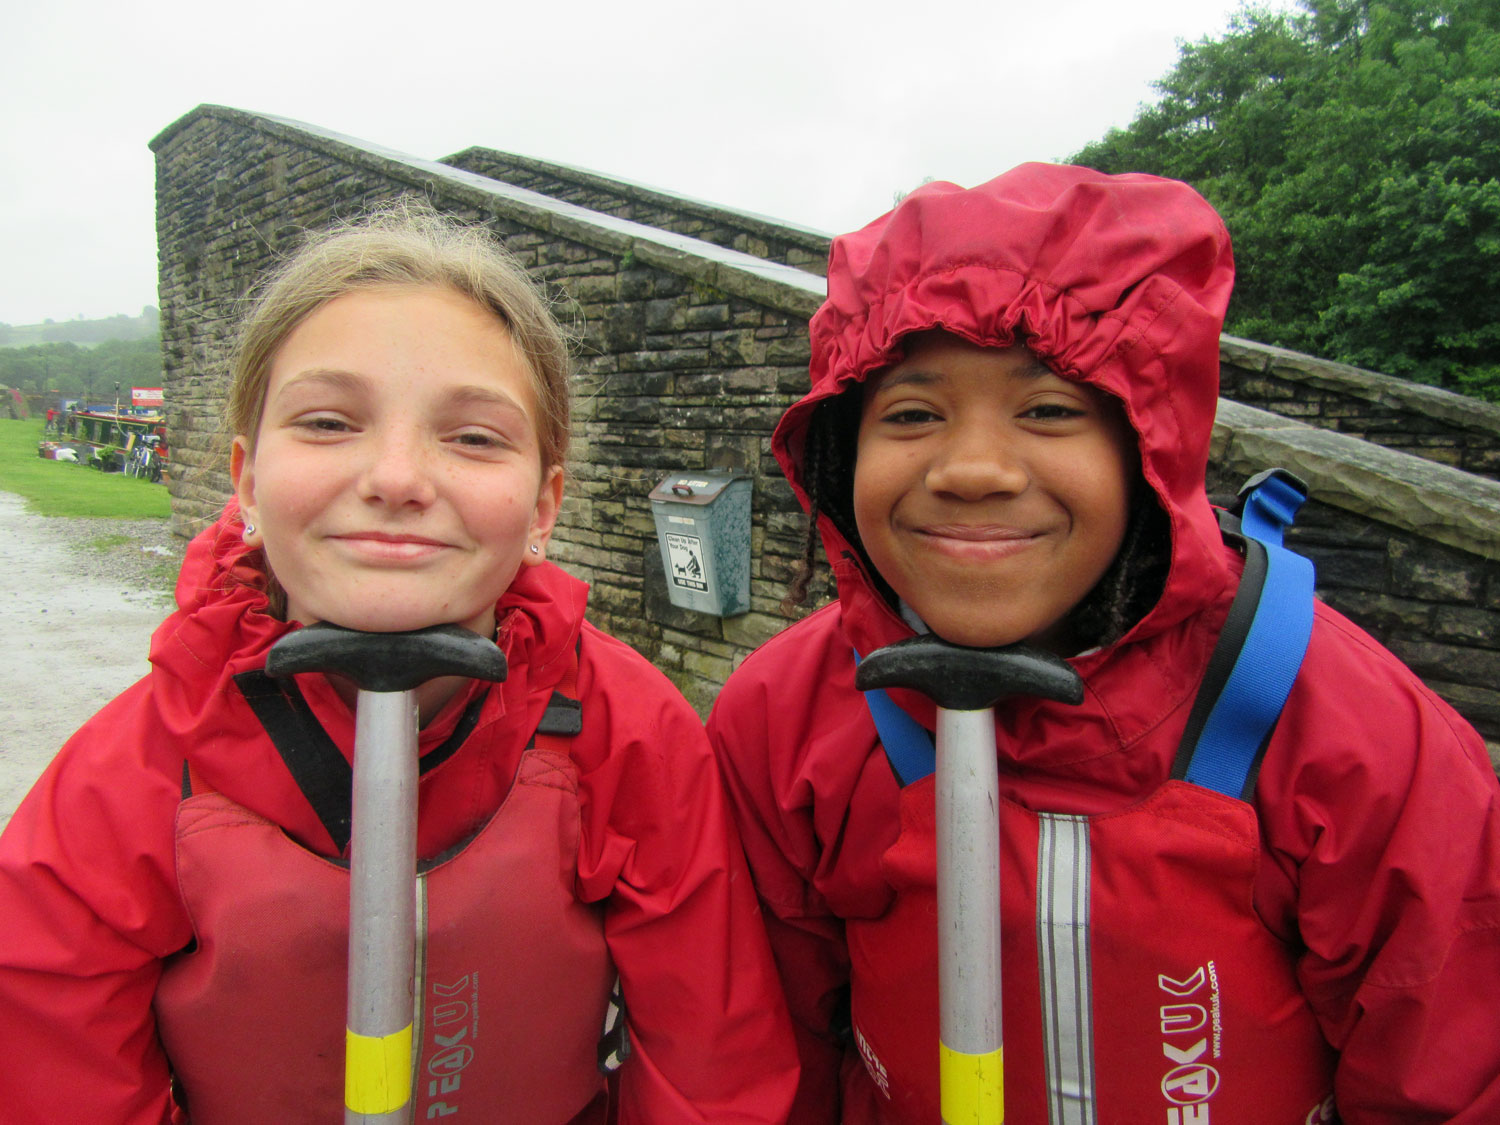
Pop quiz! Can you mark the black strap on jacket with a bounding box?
[1167,470,1315,801]
[227,670,490,854]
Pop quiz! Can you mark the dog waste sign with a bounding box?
[665,533,708,591]
[648,471,752,617]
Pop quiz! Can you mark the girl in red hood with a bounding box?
[0,203,796,1123]
[709,164,1500,1122]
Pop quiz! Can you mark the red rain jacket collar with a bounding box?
[147,501,586,853]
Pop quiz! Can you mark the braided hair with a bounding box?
[781,392,896,614]
[1066,487,1171,650]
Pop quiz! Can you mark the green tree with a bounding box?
[1072,0,1500,398]
[0,339,161,400]
[92,338,164,390]
[51,371,85,397]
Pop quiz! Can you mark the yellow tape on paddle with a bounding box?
[345,1024,413,1114]
[940,1041,1004,1124]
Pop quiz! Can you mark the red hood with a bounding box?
[146,502,587,847]
[773,162,1237,658]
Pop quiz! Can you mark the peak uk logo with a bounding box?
[1158,962,1223,1124]
[423,972,479,1118]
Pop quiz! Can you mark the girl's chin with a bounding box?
[286,605,496,638]
[921,614,1073,655]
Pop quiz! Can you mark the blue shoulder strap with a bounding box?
[858,470,1316,799]
[854,653,937,786]
[1172,469,1316,799]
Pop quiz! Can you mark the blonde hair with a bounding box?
[227,199,572,470]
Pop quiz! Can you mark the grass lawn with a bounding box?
[0,419,172,519]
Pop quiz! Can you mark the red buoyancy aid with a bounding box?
[153,740,613,1123]
[842,777,1339,1124]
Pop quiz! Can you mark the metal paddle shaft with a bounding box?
[856,636,1083,1125]
[266,623,507,1124]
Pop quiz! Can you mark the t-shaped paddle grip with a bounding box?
[855,635,1084,711]
[265,622,508,693]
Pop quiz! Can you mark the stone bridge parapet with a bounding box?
[150,105,1500,759]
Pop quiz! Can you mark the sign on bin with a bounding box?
[664,532,708,590]
[649,471,752,617]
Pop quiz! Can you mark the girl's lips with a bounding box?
[920,524,1033,541]
[914,524,1040,559]
[330,532,454,562]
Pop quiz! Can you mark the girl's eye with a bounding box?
[1024,402,1086,422]
[881,406,941,426]
[294,415,352,433]
[449,426,524,453]
[454,431,499,448]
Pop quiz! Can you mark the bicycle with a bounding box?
[126,436,164,483]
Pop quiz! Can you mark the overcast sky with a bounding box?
[2,0,1298,327]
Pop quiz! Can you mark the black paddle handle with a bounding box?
[265,623,507,693]
[855,635,1083,711]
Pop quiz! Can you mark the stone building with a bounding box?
[151,105,1500,760]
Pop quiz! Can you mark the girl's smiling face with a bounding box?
[232,283,562,637]
[853,331,1136,652]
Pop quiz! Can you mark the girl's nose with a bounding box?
[926,424,1029,500]
[357,430,439,509]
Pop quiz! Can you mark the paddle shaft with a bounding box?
[344,688,419,1124]
[850,636,1083,1124]
[936,706,1004,1124]
[264,624,508,1121]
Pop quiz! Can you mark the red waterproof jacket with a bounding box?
[709,164,1500,1123]
[0,507,797,1123]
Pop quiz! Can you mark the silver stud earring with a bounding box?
[243,522,256,536]
[529,543,540,555]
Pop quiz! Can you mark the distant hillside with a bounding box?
[0,308,159,349]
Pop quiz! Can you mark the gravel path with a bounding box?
[0,491,185,828]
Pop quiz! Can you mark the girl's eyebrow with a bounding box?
[272,370,530,417]
[875,369,942,391]
[273,368,366,399]
[445,384,530,417]
[875,357,1056,390]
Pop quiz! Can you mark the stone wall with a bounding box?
[1220,336,1500,480]
[1211,401,1500,754]
[151,105,1500,760]
[441,148,832,274]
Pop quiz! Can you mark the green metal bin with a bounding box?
[648,471,752,617]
